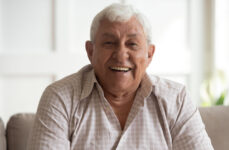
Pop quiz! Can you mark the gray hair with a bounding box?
[90,3,152,44]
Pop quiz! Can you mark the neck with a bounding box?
[104,88,137,106]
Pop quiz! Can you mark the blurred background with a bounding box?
[0,0,228,123]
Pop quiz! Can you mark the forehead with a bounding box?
[96,17,145,38]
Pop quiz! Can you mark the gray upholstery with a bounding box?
[0,118,6,150]
[199,106,229,150]
[6,113,35,150]
[0,106,228,150]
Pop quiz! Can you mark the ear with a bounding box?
[85,41,94,63]
[147,44,155,66]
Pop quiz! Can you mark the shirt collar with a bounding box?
[137,73,153,99]
[79,65,98,100]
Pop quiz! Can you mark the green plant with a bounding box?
[200,70,228,106]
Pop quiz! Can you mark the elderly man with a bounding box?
[27,3,213,150]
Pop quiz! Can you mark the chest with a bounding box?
[111,101,133,130]
[70,95,172,150]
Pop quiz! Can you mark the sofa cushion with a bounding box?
[0,117,6,150]
[6,113,35,150]
[199,106,229,150]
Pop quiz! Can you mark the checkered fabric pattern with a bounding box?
[27,65,213,150]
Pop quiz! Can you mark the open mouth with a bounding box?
[109,66,132,72]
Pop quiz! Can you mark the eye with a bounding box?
[104,41,115,45]
[129,42,137,46]
[127,42,138,48]
[102,41,117,48]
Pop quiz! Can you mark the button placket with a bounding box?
[96,84,122,131]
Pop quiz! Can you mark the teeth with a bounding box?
[110,66,130,71]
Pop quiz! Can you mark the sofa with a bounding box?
[0,106,229,150]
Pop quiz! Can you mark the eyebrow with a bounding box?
[101,33,116,38]
[127,33,138,38]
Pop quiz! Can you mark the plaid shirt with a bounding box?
[27,65,213,150]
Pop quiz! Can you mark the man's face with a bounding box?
[86,17,155,94]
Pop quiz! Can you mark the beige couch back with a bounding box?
[199,106,229,150]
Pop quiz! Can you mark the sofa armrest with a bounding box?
[6,113,35,150]
[0,118,6,150]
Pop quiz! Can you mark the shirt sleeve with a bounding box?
[171,87,214,150]
[27,86,71,150]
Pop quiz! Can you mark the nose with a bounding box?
[112,43,129,63]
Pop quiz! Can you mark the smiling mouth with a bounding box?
[109,66,132,72]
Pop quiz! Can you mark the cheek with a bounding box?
[133,51,149,68]
[130,54,148,80]
[92,50,112,68]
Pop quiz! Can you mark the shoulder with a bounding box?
[149,75,186,101]
[37,65,94,119]
[148,75,190,118]
[148,75,195,128]
[44,65,94,101]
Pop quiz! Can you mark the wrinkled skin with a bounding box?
[86,17,155,99]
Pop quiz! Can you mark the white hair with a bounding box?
[90,3,152,44]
